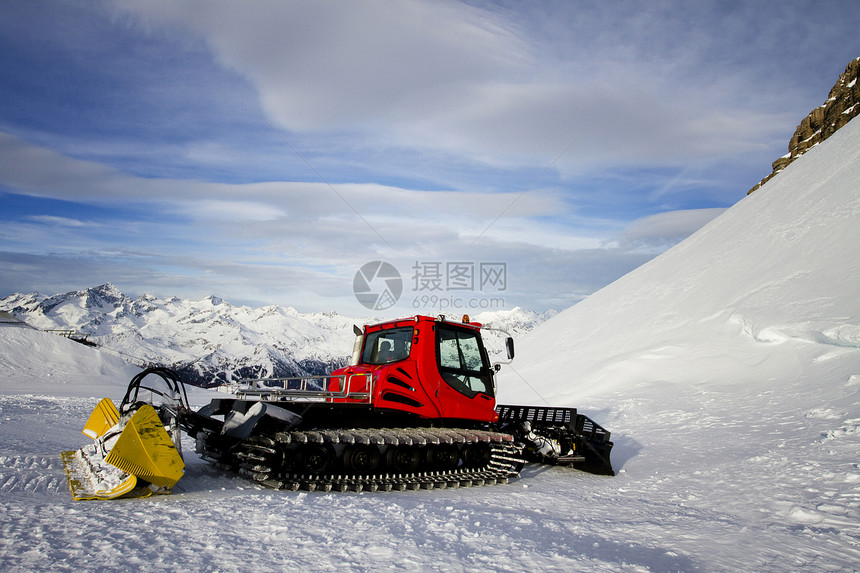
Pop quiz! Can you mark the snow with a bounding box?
[1,119,860,571]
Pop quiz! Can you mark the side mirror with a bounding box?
[505,337,515,360]
[350,329,365,366]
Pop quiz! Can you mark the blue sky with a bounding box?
[1,0,858,315]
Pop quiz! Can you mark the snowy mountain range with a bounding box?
[0,286,554,387]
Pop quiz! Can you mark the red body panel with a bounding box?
[329,316,497,423]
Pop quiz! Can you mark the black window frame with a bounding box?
[360,326,414,365]
[435,323,494,398]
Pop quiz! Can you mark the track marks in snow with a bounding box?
[0,455,61,471]
[0,455,66,495]
[0,395,100,498]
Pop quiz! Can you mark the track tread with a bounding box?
[217,426,524,493]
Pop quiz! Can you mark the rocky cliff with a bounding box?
[748,57,860,194]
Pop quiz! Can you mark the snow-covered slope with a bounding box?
[0,327,137,395]
[503,117,860,406]
[1,122,858,571]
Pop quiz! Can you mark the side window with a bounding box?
[361,327,413,365]
[437,326,493,397]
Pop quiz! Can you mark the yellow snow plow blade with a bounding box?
[62,404,184,500]
[82,397,120,440]
[105,405,184,488]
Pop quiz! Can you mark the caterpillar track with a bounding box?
[197,427,526,492]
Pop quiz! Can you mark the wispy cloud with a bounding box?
[25,215,93,228]
[108,0,806,177]
[609,208,727,252]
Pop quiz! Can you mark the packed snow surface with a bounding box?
[1,119,859,571]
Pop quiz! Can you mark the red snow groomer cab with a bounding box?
[327,315,506,423]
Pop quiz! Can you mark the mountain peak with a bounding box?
[82,283,128,310]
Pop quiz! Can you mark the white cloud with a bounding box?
[611,208,727,251]
[113,0,529,128]
[108,0,799,177]
[0,132,593,261]
[174,200,287,222]
[26,215,92,228]
[0,131,572,229]
[0,132,125,199]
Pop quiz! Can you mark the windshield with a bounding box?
[361,326,413,365]
[436,324,493,397]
